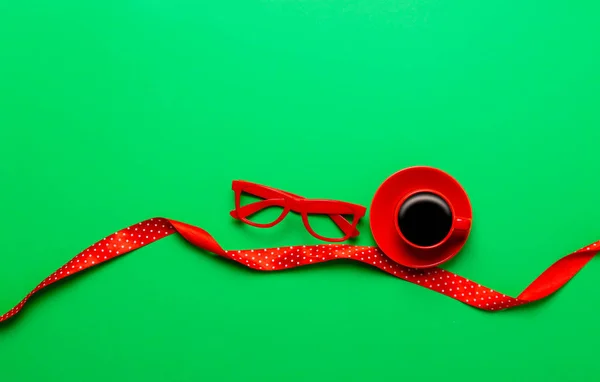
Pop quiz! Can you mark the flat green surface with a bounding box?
[1,1,600,381]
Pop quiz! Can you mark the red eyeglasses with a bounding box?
[230,180,367,242]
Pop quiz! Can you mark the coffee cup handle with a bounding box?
[453,217,471,235]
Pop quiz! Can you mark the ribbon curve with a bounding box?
[1,217,599,323]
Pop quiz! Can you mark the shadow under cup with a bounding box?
[395,191,469,250]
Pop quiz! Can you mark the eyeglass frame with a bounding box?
[230,180,367,242]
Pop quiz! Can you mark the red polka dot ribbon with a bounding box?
[1,217,599,323]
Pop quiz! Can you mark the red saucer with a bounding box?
[369,166,472,268]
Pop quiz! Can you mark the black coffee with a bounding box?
[397,192,453,247]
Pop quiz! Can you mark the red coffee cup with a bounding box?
[370,166,473,268]
[393,189,471,250]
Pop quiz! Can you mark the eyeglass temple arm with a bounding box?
[230,199,284,219]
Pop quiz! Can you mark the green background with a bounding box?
[1,0,600,381]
